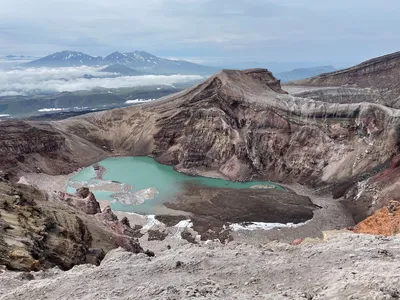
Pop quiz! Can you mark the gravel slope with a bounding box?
[1,231,400,300]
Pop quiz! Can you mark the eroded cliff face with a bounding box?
[293,51,400,107]
[150,92,398,185]
[137,70,397,190]
[0,120,108,177]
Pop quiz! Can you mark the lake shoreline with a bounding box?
[18,156,354,244]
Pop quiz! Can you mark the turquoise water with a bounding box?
[67,156,284,214]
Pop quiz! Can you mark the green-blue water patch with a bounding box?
[67,156,284,214]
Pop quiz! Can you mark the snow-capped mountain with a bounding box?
[25,50,219,75]
[103,51,132,65]
[103,50,218,74]
[26,50,102,67]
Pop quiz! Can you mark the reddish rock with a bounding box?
[351,200,400,236]
[58,189,101,215]
[291,238,303,246]
[95,206,144,253]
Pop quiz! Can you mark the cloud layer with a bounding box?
[0,66,203,96]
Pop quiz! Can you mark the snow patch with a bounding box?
[174,220,193,228]
[37,107,87,112]
[17,176,30,185]
[172,219,193,239]
[38,108,66,112]
[229,220,310,231]
[65,53,74,60]
[125,99,154,104]
[143,215,163,230]
[355,179,369,200]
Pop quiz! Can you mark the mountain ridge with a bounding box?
[292,50,400,107]
[25,50,219,75]
[295,50,400,89]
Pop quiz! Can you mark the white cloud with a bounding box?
[0,66,203,96]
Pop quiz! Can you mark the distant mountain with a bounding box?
[103,51,218,75]
[6,55,30,59]
[25,50,219,75]
[100,64,144,76]
[25,50,102,67]
[276,66,336,83]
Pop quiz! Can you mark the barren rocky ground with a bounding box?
[1,231,400,300]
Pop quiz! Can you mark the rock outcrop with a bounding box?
[0,181,144,271]
[56,188,101,215]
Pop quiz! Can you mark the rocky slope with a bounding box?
[0,178,144,271]
[1,231,400,299]
[1,68,400,221]
[295,51,400,89]
[294,51,400,107]
[0,120,108,177]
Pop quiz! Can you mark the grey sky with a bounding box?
[1,0,399,69]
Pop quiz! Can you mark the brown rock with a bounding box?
[148,229,168,241]
[76,187,90,198]
[121,216,131,227]
[101,206,118,222]
[61,189,101,215]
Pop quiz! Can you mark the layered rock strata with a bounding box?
[0,180,144,271]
